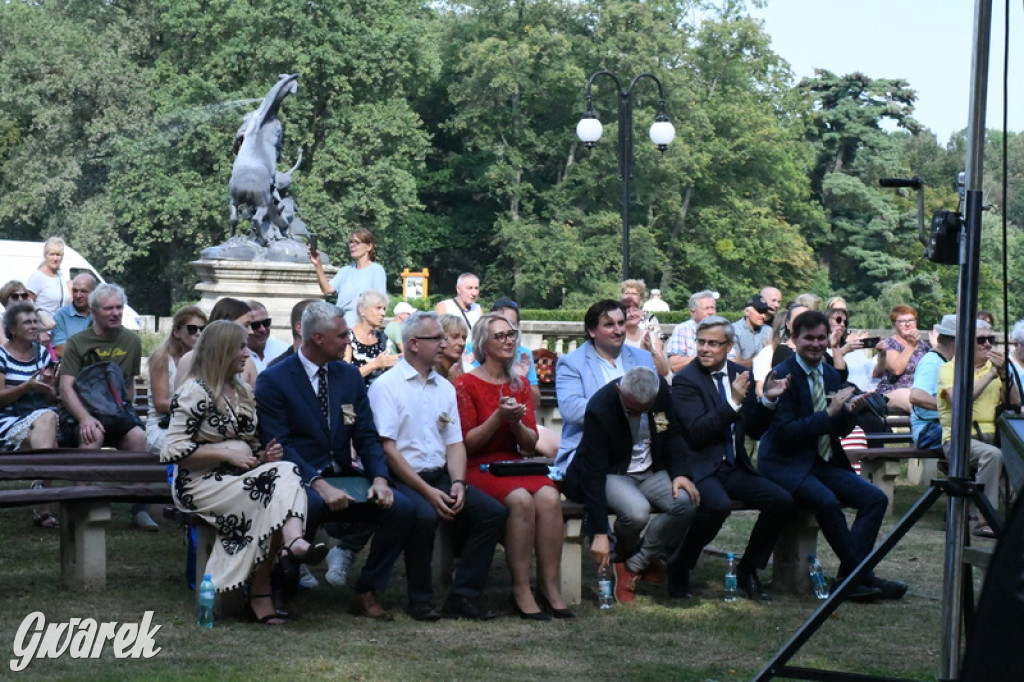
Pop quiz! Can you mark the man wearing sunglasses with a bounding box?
[245,300,289,373]
[51,273,96,358]
[936,318,1017,538]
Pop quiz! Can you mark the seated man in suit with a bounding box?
[255,301,416,620]
[563,367,698,604]
[554,300,655,473]
[669,316,795,600]
[368,311,507,621]
[759,310,906,601]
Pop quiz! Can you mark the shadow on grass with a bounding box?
[0,480,976,681]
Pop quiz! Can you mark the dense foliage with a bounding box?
[0,0,1020,327]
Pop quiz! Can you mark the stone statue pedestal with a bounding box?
[190,259,336,343]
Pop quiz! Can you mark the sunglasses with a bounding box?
[976,336,997,346]
[184,324,206,335]
[250,319,272,331]
[8,292,30,301]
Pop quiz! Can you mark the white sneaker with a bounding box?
[298,564,319,590]
[324,546,355,587]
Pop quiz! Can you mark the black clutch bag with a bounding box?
[484,460,551,477]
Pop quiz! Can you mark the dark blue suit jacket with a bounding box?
[672,360,774,483]
[757,354,856,492]
[254,352,389,485]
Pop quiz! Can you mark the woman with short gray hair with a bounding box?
[344,289,398,386]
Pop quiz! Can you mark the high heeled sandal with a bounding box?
[249,594,287,625]
[278,538,329,583]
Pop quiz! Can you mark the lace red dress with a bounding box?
[454,372,554,501]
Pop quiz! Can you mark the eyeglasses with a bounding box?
[491,331,518,343]
[696,338,729,349]
[250,319,272,331]
[414,335,446,343]
[895,318,917,326]
[976,336,997,346]
[8,292,30,301]
[184,324,206,335]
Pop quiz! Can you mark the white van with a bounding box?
[0,239,142,329]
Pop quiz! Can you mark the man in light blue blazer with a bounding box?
[554,299,656,472]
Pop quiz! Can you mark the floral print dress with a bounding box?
[161,378,307,591]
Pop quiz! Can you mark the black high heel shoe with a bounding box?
[536,591,576,619]
[249,593,287,625]
[509,595,551,621]
[278,538,329,583]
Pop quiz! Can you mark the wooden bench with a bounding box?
[0,448,170,590]
[854,446,943,516]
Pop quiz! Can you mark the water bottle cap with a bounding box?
[727,552,734,560]
[204,573,212,580]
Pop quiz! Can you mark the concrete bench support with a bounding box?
[770,510,819,594]
[859,459,904,516]
[60,500,112,591]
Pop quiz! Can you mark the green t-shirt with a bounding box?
[61,326,142,384]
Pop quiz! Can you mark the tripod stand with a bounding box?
[753,476,1001,682]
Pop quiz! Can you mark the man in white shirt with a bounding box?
[434,273,482,330]
[246,300,289,372]
[368,311,507,620]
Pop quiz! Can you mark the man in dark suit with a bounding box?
[255,301,416,620]
[668,316,795,600]
[563,367,698,604]
[759,310,906,601]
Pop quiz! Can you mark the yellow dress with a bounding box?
[161,378,307,591]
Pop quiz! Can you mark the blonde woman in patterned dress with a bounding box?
[162,320,326,624]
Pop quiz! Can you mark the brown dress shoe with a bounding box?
[349,591,394,621]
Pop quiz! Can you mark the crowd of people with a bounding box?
[2,235,1017,622]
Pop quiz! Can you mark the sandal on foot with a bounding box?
[33,512,59,529]
[278,538,328,582]
[249,594,287,625]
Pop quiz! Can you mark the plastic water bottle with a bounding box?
[808,553,829,600]
[724,553,738,602]
[197,573,215,627]
[598,565,614,609]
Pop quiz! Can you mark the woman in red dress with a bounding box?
[454,313,571,619]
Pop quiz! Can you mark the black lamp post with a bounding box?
[576,71,675,280]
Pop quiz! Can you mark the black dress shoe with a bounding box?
[736,565,770,601]
[837,579,883,603]
[407,601,442,622]
[442,594,497,620]
[667,567,692,599]
[865,575,908,600]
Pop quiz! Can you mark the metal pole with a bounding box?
[618,89,632,280]
[940,1,991,678]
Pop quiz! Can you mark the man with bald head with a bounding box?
[52,273,97,357]
[760,286,782,325]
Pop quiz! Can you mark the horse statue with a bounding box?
[228,74,299,246]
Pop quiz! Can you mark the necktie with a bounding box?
[712,371,735,464]
[810,368,831,461]
[316,367,330,428]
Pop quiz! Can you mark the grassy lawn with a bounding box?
[0,481,985,681]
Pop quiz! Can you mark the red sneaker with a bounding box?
[613,562,638,604]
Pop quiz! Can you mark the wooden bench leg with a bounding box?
[59,500,111,591]
[771,510,818,595]
[561,516,584,606]
[859,460,901,516]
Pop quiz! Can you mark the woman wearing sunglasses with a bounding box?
[146,306,208,454]
[0,281,34,346]
[873,304,931,414]
[454,313,571,619]
[175,298,259,390]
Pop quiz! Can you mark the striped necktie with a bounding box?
[810,368,831,461]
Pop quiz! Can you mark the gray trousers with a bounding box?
[944,436,1003,514]
[605,469,696,573]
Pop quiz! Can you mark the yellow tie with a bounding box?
[810,368,831,461]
